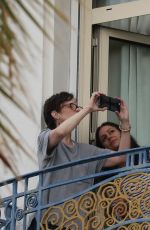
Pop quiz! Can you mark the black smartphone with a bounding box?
[97,95,121,112]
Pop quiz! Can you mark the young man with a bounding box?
[38,91,131,205]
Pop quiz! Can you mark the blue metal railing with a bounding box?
[0,146,150,229]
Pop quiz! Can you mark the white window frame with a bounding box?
[78,0,150,143]
[42,1,79,133]
[43,0,79,100]
[92,0,150,24]
[42,0,54,101]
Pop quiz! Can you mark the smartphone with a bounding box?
[97,95,121,112]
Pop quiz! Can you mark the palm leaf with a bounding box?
[0,150,17,176]
[0,0,69,175]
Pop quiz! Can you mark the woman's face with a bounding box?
[99,125,121,151]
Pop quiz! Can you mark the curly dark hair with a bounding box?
[95,121,139,149]
[43,91,74,129]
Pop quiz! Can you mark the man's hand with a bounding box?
[85,92,107,112]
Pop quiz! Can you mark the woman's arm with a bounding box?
[116,99,131,151]
[104,99,131,167]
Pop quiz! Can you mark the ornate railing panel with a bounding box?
[40,171,150,229]
[0,147,150,229]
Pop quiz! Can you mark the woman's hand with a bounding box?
[115,99,130,129]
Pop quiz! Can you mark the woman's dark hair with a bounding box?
[43,91,74,129]
[95,121,139,149]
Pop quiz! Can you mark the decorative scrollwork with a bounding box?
[86,213,104,229]
[121,173,149,200]
[78,192,97,216]
[99,200,108,208]
[41,206,64,228]
[140,191,150,217]
[63,217,83,229]
[114,178,122,185]
[97,182,118,200]
[128,222,139,230]
[141,222,150,230]
[63,200,77,218]
[0,200,12,227]
[25,193,38,209]
[15,208,24,221]
[118,223,150,230]
[110,197,129,221]
[129,207,140,219]
[105,217,115,227]
[41,172,150,229]
[118,227,127,230]
[0,219,7,228]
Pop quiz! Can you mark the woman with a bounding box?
[95,121,139,150]
[95,121,139,182]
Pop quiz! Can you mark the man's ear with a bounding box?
[51,111,60,120]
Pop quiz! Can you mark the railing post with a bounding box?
[10,180,17,230]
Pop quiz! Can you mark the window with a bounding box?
[78,0,150,144]
[93,0,139,8]
[91,27,150,145]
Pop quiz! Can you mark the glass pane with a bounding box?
[93,0,140,8]
[102,15,150,36]
[107,38,150,146]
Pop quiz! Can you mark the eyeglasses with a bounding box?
[61,103,83,111]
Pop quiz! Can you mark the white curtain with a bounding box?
[121,44,150,145]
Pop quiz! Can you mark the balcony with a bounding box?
[0,146,150,229]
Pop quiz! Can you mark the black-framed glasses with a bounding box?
[61,103,83,111]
